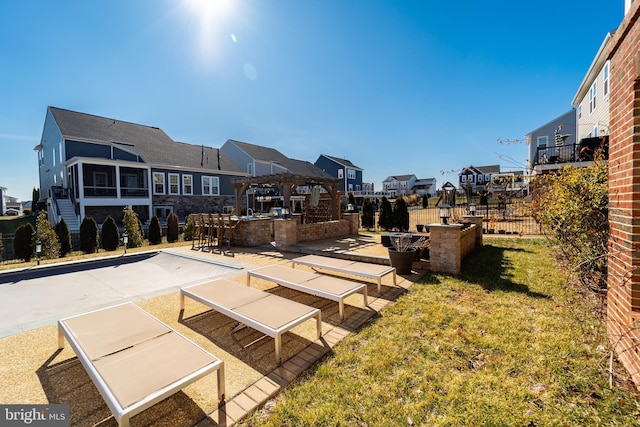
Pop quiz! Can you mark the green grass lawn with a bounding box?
[241,238,639,426]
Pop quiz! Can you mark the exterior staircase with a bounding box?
[56,198,80,232]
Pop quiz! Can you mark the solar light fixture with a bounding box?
[35,241,42,265]
[439,204,451,225]
[123,232,129,254]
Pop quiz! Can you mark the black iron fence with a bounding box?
[372,201,541,236]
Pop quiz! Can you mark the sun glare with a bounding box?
[181,0,235,66]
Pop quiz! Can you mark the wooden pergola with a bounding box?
[230,173,342,220]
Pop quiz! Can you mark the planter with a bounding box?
[416,224,425,232]
[388,247,416,275]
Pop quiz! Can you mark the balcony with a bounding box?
[533,136,609,166]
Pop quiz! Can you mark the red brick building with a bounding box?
[606,0,640,388]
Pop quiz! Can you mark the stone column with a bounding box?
[428,223,463,275]
[274,218,297,248]
[462,215,483,249]
[343,213,360,235]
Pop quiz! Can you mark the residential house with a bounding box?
[572,32,613,144]
[458,165,500,195]
[4,195,23,216]
[605,0,640,389]
[0,186,6,216]
[382,175,417,198]
[526,110,578,175]
[35,107,246,229]
[220,139,333,211]
[412,178,437,197]
[314,154,363,193]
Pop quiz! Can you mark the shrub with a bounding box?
[123,207,144,248]
[378,197,394,231]
[80,216,99,254]
[167,212,179,243]
[422,194,429,209]
[54,218,72,257]
[34,211,60,259]
[361,198,375,230]
[14,223,35,262]
[183,214,195,241]
[530,159,608,293]
[393,197,409,232]
[101,216,120,251]
[148,215,162,245]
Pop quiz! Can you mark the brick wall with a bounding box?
[606,1,640,388]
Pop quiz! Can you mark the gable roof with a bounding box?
[383,174,416,182]
[226,139,332,179]
[460,165,500,175]
[318,154,362,171]
[49,107,243,173]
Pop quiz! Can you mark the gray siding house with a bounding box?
[36,107,245,229]
[526,110,579,175]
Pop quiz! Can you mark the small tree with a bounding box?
[101,216,120,251]
[167,212,179,243]
[34,211,60,259]
[55,218,72,257]
[183,214,195,241]
[361,198,375,230]
[148,215,162,245]
[31,188,40,215]
[14,223,35,262]
[348,192,358,212]
[378,197,394,231]
[422,194,429,209]
[80,216,99,254]
[123,207,144,248]
[393,197,410,232]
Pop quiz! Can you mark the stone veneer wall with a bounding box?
[231,218,273,247]
[429,215,483,275]
[273,213,359,248]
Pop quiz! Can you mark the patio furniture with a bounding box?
[291,254,397,294]
[247,265,369,320]
[57,303,225,427]
[181,278,322,364]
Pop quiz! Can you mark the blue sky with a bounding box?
[0,0,623,202]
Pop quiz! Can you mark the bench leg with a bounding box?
[338,301,344,321]
[363,287,368,307]
[57,323,65,349]
[180,292,185,311]
[316,312,322,339]
[275,334,282,364]
[217,365,226,402]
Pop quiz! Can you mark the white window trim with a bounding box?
[338,169,344,179]
[182,174,193,195]
[347,169,356,179]
[247,162,254,176]
[461,175,467,183]
[153,172,165,195]
[589,82,597,113]
[537,135,548,148]
[202,176,220,196]
[168,173,180,195]
[603,61,610,98]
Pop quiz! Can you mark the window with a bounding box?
[182,174,193,195]
[347,169,356,179]
[94,172,107,187]
[590,82,597,113]
[468,175,475,183]
[338,169,344,179]
[578,105,582,120]
[603,61,610,97]
[461,175,467,183]
[485,174,491,182]
[168,173,179,195]
[593,126,599,137]
[202,176,220,195]
[537,135,548,148]
[348,183,353,191]
[247,163,253,176]
[153,172,165,194]
[477,175,484,183]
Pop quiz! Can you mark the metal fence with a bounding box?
[373,201,541,236]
